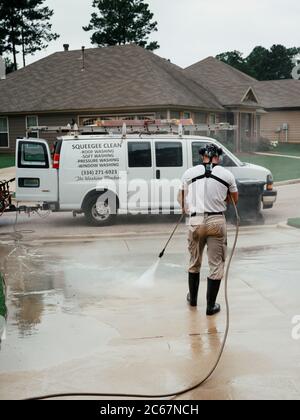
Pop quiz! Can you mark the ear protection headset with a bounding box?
[199,144,223,176]
[199,144,223,159]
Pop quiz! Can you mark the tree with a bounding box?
[83,0,159,51]
[4,56,15,74]
[216,50,250,75]
[267,44,299,80]
[0,0,22,71]
[0,0,59,70]
[246,46,270,80]
[217,44,300,80]
[19,0,60,67]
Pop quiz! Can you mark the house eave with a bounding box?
[264,106,300,112]
[0,103,225,116]
[224,104,264,110]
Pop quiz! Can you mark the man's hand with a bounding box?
[178,189,187,214]
[227,191,239,205]
[182,206,188,215]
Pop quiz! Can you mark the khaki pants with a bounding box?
[188,215,227,280]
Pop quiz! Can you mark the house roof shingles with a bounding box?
[184,56,261,107]
[185,56,300,110]
[257,80,300,109]
[2,46,299,114]
[0,45,223,114]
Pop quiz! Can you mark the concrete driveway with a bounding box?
[0,175,299,237]
[0,224,299,400]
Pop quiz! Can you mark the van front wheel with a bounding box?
[84,193,117,226]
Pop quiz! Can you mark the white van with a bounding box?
[15,134,277,225]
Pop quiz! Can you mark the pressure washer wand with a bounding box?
[159,213,185,258]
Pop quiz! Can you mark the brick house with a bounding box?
[184,57,300,146]
[2,44,296,156]
[258,80,300,143]
[184,57,265,151]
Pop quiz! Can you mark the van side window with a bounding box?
[18,142,49,169]
[128,142,152,168]
[221,154,236,168]
[192,142,236,167]
[192,142,207,166]
[155,142,183,167]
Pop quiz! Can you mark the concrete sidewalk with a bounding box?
[255,152,300,160]
[0,226,299,400]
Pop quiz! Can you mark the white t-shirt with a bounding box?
[180,164,238,214]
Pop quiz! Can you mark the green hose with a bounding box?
[26,198,240,401]
[0,272,7,320]
[0,272,7,343]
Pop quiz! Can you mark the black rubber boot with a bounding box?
[187,273,200,307]
[206,278,221,316]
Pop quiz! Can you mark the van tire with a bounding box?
[84,192,117,226]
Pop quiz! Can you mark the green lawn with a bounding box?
[270,143,300,157]
[0,154,15,169]
[237,153,300,182]
[288,218,300,229]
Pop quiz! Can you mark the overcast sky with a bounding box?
[26,0,300,68]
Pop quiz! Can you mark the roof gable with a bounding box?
[241,87,259,104]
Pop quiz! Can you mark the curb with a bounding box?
[0,316,5,342]
[0,224,279,244]
[277,222,297,230]
[286,219,300,229]
[254,152,300,160]
[275,179,300,187]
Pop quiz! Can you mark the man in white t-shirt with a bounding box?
[178,144,238,315]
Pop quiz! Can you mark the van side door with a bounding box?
[153,139,188,211]
[126,140,154,211]
[16,138,58,202]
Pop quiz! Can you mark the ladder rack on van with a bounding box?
[27,119,237,139]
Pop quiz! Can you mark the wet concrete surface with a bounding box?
[0,183,299,241]
[0,225,300,400]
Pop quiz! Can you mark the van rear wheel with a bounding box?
[84,193,117,226]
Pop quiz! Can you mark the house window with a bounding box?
[209,114,216,125]
[256,115,261,139]
[79,114,155,126]
[0,117,9,148]
[26,116,39,138]
[156,111,168,120]
[194,112,207,124]
[183,111,191,120]
[170,111,181,120]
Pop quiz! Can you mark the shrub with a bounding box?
[256,137,278,152]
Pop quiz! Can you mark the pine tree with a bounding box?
[83,0,159,51]
[0,0,22,71]
[20,0,59,67]
[0,0,59,70]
